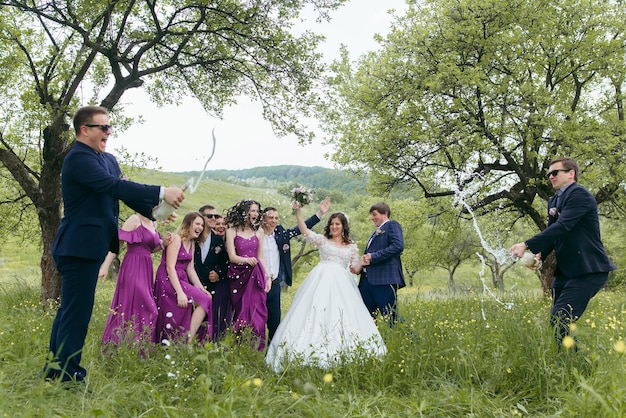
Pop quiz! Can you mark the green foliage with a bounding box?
[1,278,625,416]
[322,0,626,231]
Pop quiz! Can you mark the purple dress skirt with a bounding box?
[228,234,268,351]
[154,243,213,344]
[102,226,160,345]
[197,278,232,343]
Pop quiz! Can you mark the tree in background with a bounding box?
[322,0,626,288]
[0,0,346,300]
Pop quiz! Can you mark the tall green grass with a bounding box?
[1,275,624,417]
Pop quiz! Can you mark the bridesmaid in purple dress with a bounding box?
[224,200,271,351]
[100,214,165,346]
[154,212,213,344]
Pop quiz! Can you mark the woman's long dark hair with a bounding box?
[224,199,262,230]
[323,212,352,245]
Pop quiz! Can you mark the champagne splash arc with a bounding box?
[185,128,218,194]
[152,128,217,222]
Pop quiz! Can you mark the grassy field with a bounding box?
[1,264,624,416]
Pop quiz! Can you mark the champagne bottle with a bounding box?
[152,178,192,222]
[519,252,541,271]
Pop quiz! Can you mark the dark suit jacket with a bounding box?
[194,232,228,289]
[51,142,161,260]
[361,219,406,288]
[526,183,616,278]
[274,214,320,286]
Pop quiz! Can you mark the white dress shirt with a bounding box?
[263,232,280,280]
[200,233,212,263]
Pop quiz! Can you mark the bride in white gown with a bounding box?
[265,204,387,372]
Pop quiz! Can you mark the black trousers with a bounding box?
[358,273,398,325]
[43,255,101,381]
[265,279,282,343]
[550,271,608,345]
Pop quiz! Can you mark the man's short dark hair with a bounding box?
[73,106,108,135]
[549,157,579,181]
[369,202,391,217]
[198,204,215,213]
[262,206,278,216]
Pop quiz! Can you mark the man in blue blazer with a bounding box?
[194,205,229,341]
[510,157,615,348]
[261,197,330,342]
[42,106,185,383]
[357,202,405,325]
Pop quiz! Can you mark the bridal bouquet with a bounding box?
[291,186,313,209]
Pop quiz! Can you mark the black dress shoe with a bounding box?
[60,379,87,391]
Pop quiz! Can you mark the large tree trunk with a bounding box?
[39,214,61,301]
[540,252,557,293]
[490,262,504,290]
[38,120,67,301]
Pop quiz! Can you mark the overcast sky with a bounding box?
[112,1,408,172]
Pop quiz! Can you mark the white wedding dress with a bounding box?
[265,231,387,372]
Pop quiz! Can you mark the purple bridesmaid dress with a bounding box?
[228,234,268,351]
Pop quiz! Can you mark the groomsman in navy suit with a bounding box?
[43,106,185,383]
[194,205,229,341]
[357,202,405,325]
[510,157,615,348]
[261,197,330,342]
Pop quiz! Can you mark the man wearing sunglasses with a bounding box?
[510,157,615,350]
[194,205,229,341]
[42,106,186,385]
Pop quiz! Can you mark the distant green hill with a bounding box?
[176,165,368,195]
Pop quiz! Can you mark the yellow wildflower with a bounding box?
[562,336,575,349]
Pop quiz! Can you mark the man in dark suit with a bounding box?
[261,197,330,342]
[357,202,405,325]
[194,205,229,341]
[510,157,616,348]
[42,106,185,383]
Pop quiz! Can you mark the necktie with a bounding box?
[555,190,563,208]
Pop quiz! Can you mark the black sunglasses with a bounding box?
[204,214,221,219]
[85,124,113,132]
[547,169,571,178]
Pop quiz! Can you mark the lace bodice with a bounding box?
[305,231,359,269]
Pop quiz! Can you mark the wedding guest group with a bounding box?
[42,105,186,384]
[509,157,615,349]
[45,124,395,383]
[42,123,620,388]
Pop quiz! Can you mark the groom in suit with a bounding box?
[357,202,405,325]
[194,205,229,341]
[43,106,185,383]
[510,157,615,348]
